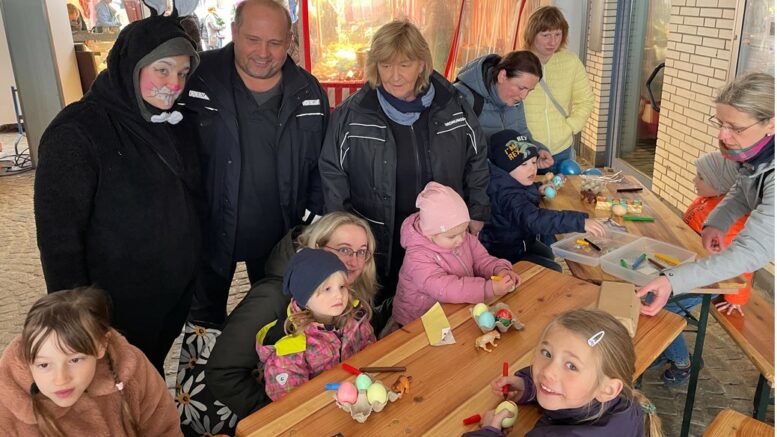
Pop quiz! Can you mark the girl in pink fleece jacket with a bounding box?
[392,182,522,325]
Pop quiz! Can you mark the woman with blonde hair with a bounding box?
[320,19,490,312]
[521,6,594,173]
[175,212,379,435]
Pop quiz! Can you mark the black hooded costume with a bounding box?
[34,13,201,373]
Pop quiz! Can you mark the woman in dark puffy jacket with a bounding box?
[319,19,489,308]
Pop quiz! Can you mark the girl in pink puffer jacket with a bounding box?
[392,182,522,325]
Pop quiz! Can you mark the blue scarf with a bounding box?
[376,83,435,126]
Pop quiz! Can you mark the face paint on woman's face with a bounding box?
[138,55,191,110]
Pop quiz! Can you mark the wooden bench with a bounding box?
[703,409,774,436]
[710,292,774,420]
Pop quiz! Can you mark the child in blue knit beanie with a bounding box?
[257,249,375,401]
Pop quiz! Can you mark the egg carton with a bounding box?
[470,302,525,334]
[333,375,411,423]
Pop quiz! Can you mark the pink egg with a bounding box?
[336,381,358,405]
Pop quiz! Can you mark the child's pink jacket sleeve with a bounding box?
[258,345,310,401]
[403,250,495,303]
[467,235,513,278]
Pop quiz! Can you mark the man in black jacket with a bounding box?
[177,0,328,325]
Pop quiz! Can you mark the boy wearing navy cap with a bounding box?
[480,130,605,270]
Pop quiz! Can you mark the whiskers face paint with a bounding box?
[139,55,190,110]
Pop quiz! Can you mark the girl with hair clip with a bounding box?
[465,309,663,437]
[258,249,376,401]
[0,288,182,436]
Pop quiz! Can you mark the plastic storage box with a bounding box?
[600,237,697,286]
[551,230,640,266]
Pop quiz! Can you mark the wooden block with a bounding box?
[597,281,640,337]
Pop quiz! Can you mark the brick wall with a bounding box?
[579,0,618,166]
[652,0,738,210]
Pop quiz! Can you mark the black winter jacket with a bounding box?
[34,15,201,328]
[205,228,298,418]
[481,162,587,262]
[319,72,490,275]
[176,45,329,276]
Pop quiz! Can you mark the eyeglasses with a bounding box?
[707,115,762,135]
[325,246,372,260]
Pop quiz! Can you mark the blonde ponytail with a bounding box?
[634,389,663,437]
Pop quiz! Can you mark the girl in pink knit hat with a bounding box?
[391,182,522,326]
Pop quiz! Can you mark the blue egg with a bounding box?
[582,167,603,176]
[478,311,496,329]
[552,175,563,186]
[558,159,582,175]
[544,186,557,200]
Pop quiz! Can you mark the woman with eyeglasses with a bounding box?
[176,212,379,429]
[638,73,774,317]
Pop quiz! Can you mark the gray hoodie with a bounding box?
[454,54,548,151]
[666,146,774,293]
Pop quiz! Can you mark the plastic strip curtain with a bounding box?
[448,0,524,79]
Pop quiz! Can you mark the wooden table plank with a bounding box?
[710,294,775,384]
[236,262,686,437]
[703,409,775,436]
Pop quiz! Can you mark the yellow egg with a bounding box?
[473,303,489,318]
[366,382,388,405]
[496,400,518,427]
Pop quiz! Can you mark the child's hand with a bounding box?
[495,269,521,291]
[491,277,515,296]
[584,219,607,237]
[481,407,515,430]
[490,375,524,401]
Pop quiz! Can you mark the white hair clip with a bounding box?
[587,330,605,347]
[115,382,125,392]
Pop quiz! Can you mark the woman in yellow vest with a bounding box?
[522,6,594,173]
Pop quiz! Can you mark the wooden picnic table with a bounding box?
[542,174,710,284]
[236,261,686,437]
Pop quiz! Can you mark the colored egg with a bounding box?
[366,382,388,404]
[472,303,489,318]
[336,381,358,405]
[355,373,372,391]
[611,204,627,217]
[478,311,496,329]
[552,175,563,186]
[496,400,519,427]
[544,186,556,200]
[495,309,512,320]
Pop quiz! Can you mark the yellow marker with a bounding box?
[654,252,680,266]
[575,239,589,246]
[490,275,503,281]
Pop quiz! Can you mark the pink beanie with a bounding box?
[416,182,470,236]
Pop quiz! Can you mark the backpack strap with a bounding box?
[456,81,485,117]
[758,168,773,201]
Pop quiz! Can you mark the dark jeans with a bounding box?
[520,239,562,272]
[188,255,268,326]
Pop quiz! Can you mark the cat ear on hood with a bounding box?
[174,0,198,17]
[142,0,166,17]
